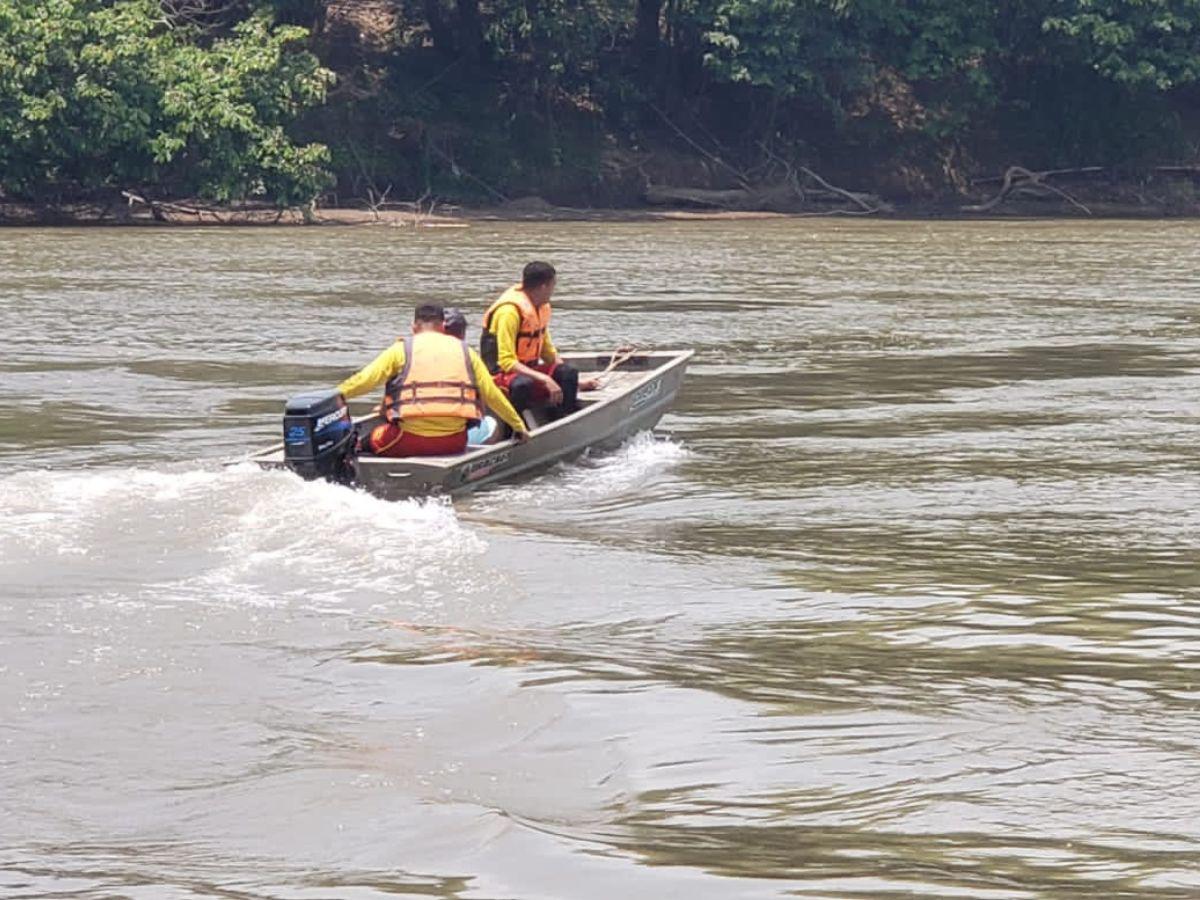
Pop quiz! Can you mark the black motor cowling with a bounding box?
[282,390,356,483]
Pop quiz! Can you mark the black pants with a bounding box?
[507,363,579,420]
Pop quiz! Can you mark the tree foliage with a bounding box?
[2,0,1198,206]
[1045,0,1200,90]
[0,0,333,205]
[696,0,1200,163]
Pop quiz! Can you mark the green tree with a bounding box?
[1044,0,1200,89]
[0,0,334,206]
[703,0,999,133]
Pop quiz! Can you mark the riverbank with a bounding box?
[0,201,793,227]
[4,203,1197,227]
[5,168,1200,226]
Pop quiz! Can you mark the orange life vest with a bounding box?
[382,332,482,424]
[481,285,552,371]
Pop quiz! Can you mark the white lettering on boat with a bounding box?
[630,378,662,410]
[460,450,511,482]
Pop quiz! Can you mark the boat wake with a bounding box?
[465,431,691,512]
[0,464,482,609]
[2,435,689,610]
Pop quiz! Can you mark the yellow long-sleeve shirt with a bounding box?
[337,341,527,437]
[488,304,558,373]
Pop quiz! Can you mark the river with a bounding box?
[2,219,1199,898]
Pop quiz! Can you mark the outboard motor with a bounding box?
[282,390,356,483]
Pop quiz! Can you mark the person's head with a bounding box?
[443,307,467,340]
[413,303,446,333]
[521,261,557,305]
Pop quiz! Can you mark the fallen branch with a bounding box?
[643,185,755,208]
[798,166,878,213]
[792,207,885,218]
[963,166,1091,214]
[971,165,1200,186]
[644,179,883,214]
[971,166,1107,186]
[122,190,204,222]
[121,190,316,225]
[650,103,752,190]
[364,183,393,221]
[426,142,508,203]
[756,141,804,202]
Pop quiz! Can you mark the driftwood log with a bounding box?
[962,166,1092,214]
[970,165,1200,185]
[965,164,1200,213]
[955,168,1104,214]
[121,191,295,224]
[646,103,885,214]
[644,180,884,214]
[644,185,758,207]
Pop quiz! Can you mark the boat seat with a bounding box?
[522,408,550,430]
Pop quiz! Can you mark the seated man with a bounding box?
[480,261,598,421]
[443,306,499,444]
[443,306,468,341]
[337,303,528,457]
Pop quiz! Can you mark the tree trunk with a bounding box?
[634,0,663,69]
[456,0,483,63]
[523,0,543,97]
[422,0,456,55]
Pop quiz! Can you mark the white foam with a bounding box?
[0,464,484,608]
[467,432,690,512]
[209,465,484,598]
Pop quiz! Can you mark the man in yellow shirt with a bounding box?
[338,304,528,457]
[480,261,598,421]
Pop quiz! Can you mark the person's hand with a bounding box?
[541,373,564,405]
[513,429,531,444]
[579,377,601,392]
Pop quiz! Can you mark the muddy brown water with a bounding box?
[2,220,1199,898]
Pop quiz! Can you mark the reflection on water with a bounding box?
[1,220,1199,898]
